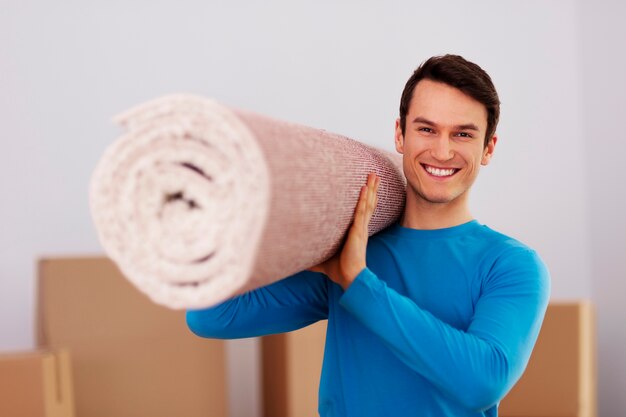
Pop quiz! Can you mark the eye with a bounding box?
[455,132,473,138]
[418,127,434,133]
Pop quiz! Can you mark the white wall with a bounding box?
[1,0,620,415]
[580,1,626,415]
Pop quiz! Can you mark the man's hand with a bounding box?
[310,173,380,290]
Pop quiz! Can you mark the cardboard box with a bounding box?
[500,301,597,417]
[37,257,228,417]
[261,302,597,417]
[262,320,326,417]
[0,349,75,417]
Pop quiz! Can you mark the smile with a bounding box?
[422,164,459,177]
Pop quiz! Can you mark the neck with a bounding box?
[400,189,473,230]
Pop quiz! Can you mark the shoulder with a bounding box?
[472,224,540,257]
[476,226,550,293]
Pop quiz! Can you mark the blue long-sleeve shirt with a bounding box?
[186,220,550,416]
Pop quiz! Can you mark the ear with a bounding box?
[394,118,404,154]
[481,134,497,166]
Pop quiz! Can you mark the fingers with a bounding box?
[354,173,379,231]
[355,184,369,229]
[365,173,379,224]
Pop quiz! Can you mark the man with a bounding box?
[186,55,550,416]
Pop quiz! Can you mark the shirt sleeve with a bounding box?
[186,270,329,339]
[338,247,550,411]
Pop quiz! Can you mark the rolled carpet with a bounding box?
[90,95,406,309]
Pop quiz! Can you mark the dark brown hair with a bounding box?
[399,54,500,147]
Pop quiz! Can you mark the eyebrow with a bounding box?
[411,117,480,131]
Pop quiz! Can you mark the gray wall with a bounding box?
[581,1,626,415]
[1,0,622,415]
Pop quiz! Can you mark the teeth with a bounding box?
[425,165,456,177]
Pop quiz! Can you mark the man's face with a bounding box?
[395,79,496,208]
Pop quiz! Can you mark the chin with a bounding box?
[415,191,451,204]
[424,196,455,205]
[417,188,463,205]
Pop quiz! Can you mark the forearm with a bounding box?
[186,270,329,339]
[339,266,549,410]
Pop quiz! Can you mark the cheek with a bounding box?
[402,153,420,175]
[402,139,426,156]
[463,147,488,166]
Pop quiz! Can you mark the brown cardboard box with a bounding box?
[0,349,75,417]
[262,320,326,417]
[261,302,597,417]
[499,301,597,417]
[37,257,228,417]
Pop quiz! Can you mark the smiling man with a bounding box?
[397,75,497,228]
[186,55,550,417]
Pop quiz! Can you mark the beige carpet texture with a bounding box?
[90,95,406,309]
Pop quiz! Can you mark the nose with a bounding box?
[431,136,454,162]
